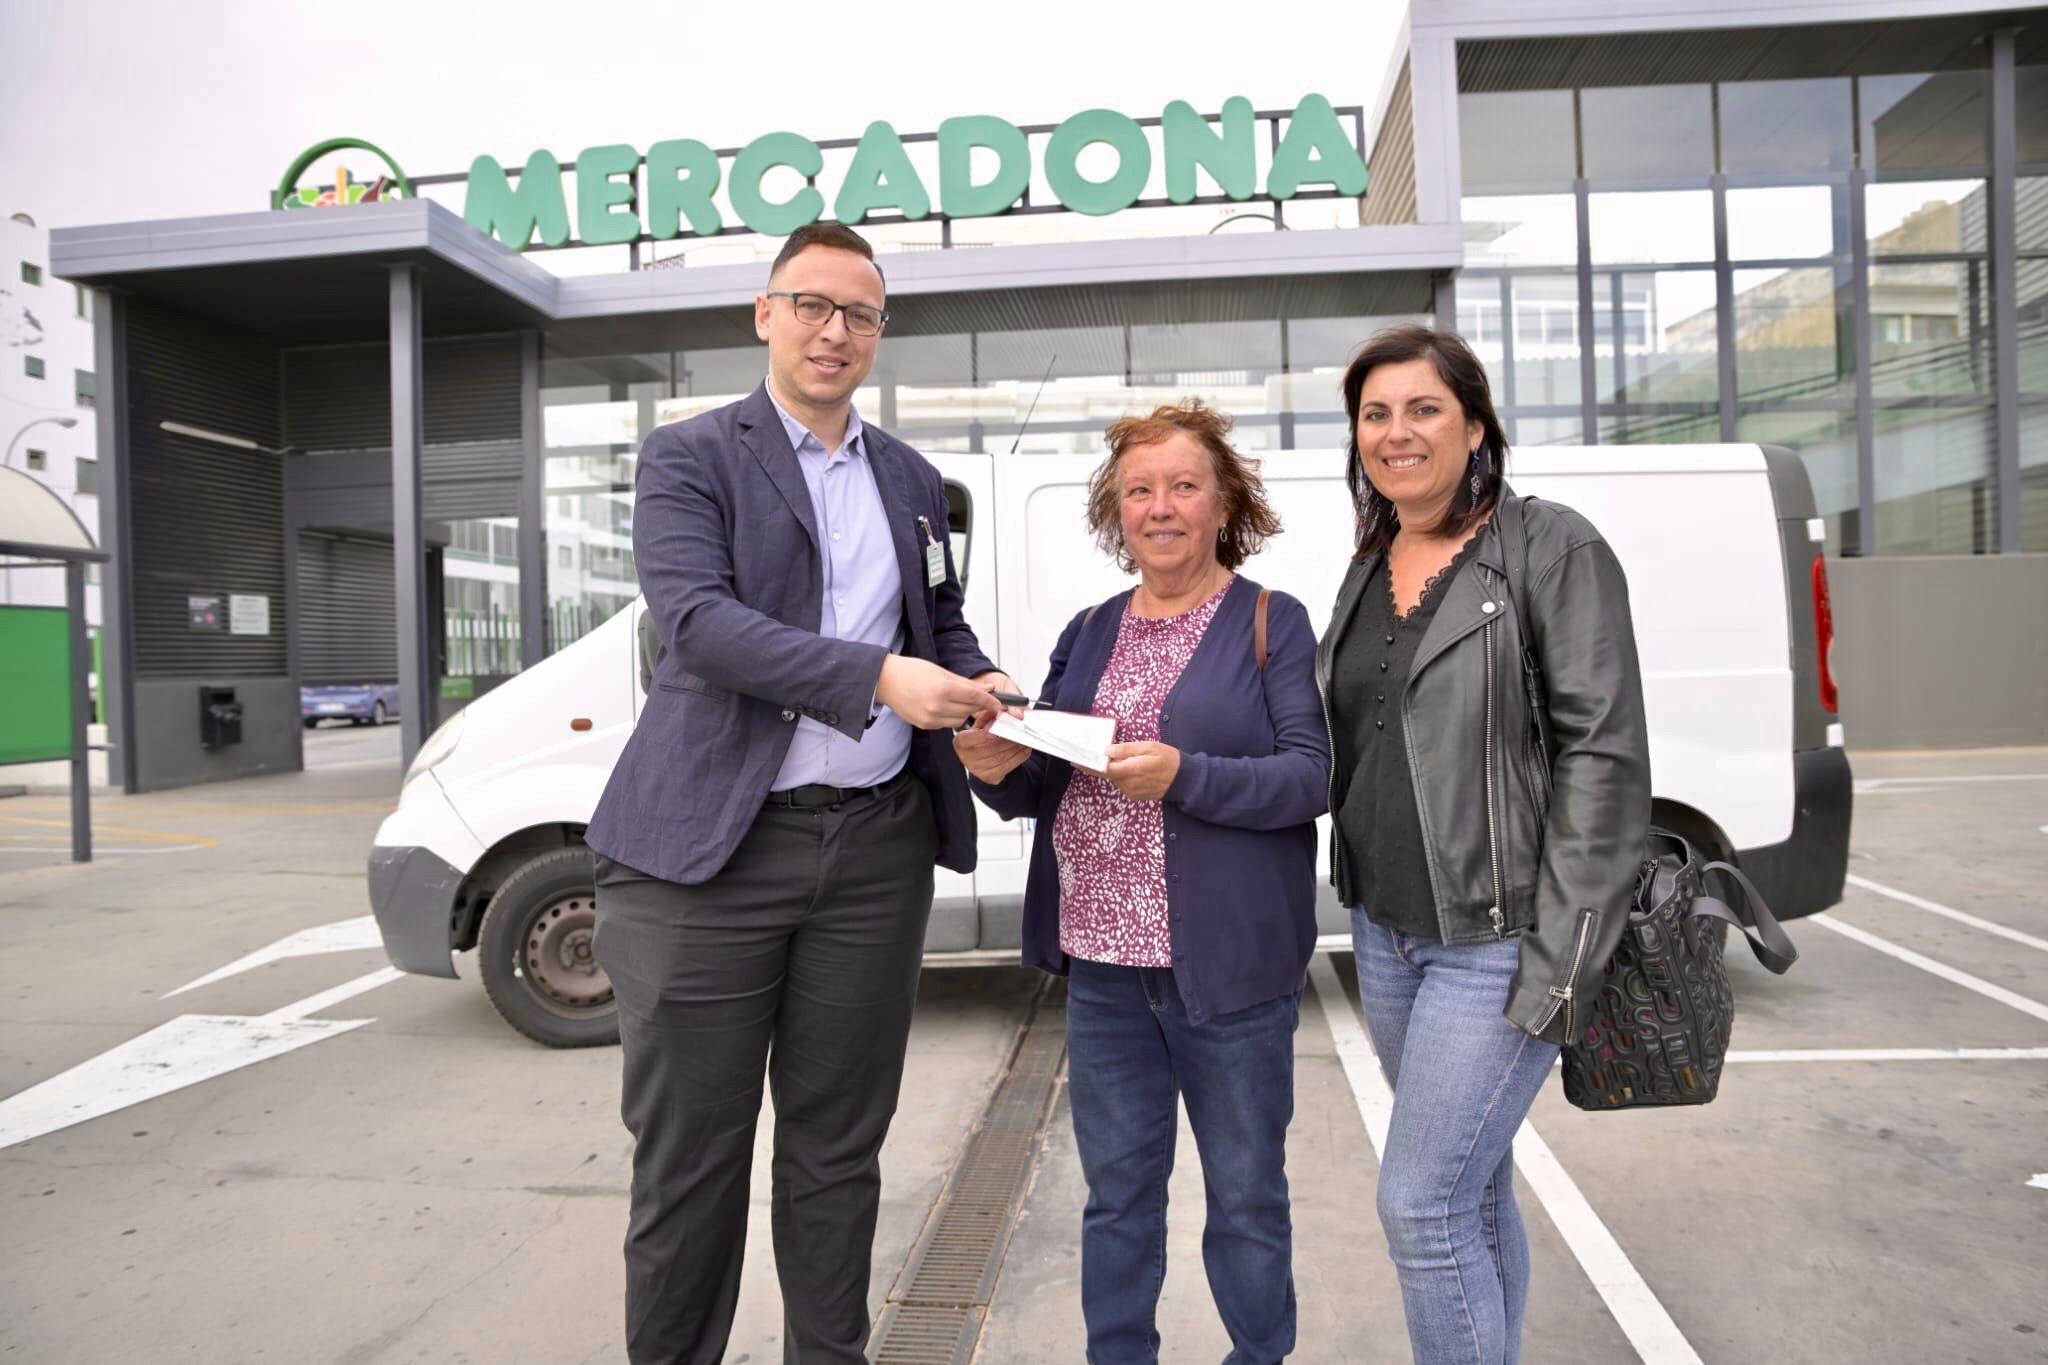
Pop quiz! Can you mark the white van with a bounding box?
[368,444,1851,1046]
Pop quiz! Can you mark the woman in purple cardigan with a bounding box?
[956,400,1330,1365]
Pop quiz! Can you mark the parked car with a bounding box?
[302,683,400,728]
[367,443,1851,1047]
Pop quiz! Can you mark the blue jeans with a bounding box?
[1064,958,1300,1365]
[1351,911,1560,1365]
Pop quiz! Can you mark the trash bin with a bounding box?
[199,685,243,748]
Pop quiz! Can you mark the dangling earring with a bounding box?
[1468,449,1485,500]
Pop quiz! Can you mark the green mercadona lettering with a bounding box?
[463,96,1368,249]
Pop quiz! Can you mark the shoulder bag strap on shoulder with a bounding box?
[1253,588,1271,673]
[1494,497,1554,767]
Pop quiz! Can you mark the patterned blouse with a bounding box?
[1053,581,1230,967]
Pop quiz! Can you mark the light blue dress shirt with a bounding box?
[765,385,913,790]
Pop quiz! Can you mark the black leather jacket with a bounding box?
[1317,491,1651,1045]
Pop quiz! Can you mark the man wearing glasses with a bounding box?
[587,223,1016,1363]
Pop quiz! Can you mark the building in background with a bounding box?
[2,210,100,626]
[44,0,2048,791]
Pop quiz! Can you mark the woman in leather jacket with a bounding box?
[1319,325,1650,1365]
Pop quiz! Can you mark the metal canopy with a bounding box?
[0,466,101,557]
[1456,7,2048,91]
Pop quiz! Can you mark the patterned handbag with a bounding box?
[1558,831,1797,1110]
[1494,496,1797,1112]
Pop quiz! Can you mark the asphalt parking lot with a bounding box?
[2,735,2044,1363]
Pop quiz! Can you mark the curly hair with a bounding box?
[1086,399,1282,574]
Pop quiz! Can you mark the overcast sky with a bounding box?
[2,0,1408,243]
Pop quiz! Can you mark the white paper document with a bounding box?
[989,709,1116,774]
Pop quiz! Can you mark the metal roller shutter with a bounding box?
[125,302,288,678]
[297,532,397,686]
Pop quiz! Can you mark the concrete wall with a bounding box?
[132,677,301,792]
[1830,554,2048,749]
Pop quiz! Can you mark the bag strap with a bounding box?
[1693,859,1799,975]
[1493,496,1555,769]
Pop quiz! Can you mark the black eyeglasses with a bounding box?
[766,290,888,337]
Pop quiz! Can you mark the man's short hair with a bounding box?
[768,223,886,292]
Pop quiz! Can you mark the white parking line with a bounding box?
[0,967,403,1150]
[1845,875,2048,955]
[1854,773,2048,793]
[1726,1047,2048,1063]
[1808,915,2048,1025]
[1306,956,1702,1365]
[164,916,386,997]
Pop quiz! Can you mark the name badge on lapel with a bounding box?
[918,516,946,588]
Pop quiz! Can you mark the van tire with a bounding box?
[477,848,619,1049]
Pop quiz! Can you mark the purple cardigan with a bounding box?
[970,576,1329,1023]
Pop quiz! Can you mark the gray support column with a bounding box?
[389,265,431,767]
[1575,178,1598,443]
[1497,274,1517,412]
[1278,318,1295,450]
[1713,173,1739,442]
[91,290,137,793]
[66,559,92,862]
[518,331,546,666]
[1989,28,2022,552]
[1432,272,1456,332]
[1850,166,1876,555]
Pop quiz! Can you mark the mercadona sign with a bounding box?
[454,95,1366,250]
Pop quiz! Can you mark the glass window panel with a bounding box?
[1869,260,1993,398]
[2022,66,2048,164]
[1860,72,1988,174]
[1866,179,1984,254]
[1719,78,1853,177]
[1454,277,1506,373]
[1462,195,1578,267]
[1504,415,1585,447]
[543,463,637,654]
[1588,190,1715,265]
[1737,410,1857,554]
[1582,85,1713,184]
[1509,275,1585,408]
[2020,253,2048,394]
[2022,403,2048,552]
[1727,186,1839,261]
[1597,407,1719,446]
[1872,405,1997,554]
[1591,269,1718,405]
[1460,91,1577,193]
[2019,175,2048,250]
[1733,266,1851,403]
[442,520,524,678]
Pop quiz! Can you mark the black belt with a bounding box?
[763,768,913,810]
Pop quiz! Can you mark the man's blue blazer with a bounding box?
[586,382,997,886]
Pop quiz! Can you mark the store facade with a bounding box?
[50,0,2048,792]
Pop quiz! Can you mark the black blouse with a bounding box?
[1331,536,1485,940]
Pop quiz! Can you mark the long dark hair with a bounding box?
[1340,325,1509,560]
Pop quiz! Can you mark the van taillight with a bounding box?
[1811,553,1838,714]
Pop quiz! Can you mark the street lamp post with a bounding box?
[4,414,79,469]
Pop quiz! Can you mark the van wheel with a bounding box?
[477,848,619,1048]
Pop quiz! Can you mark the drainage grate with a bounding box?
[869,980,1066,1365]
